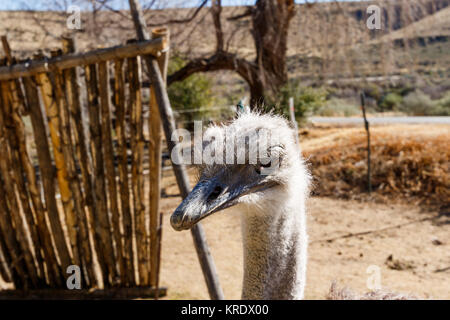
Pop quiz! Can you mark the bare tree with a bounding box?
[167,0,296,107]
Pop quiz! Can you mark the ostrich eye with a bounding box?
[255,161,272,175]
[261,161,272,168]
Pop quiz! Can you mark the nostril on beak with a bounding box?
[208,185,223,201]
[170,212,183,230]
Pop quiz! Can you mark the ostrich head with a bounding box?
[170,110,310,231]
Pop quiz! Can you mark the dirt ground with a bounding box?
[159,192,449,300]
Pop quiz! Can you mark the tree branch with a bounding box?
[97,0,131,20]
[147,0,208,27]
[168,1,257,87]
[227,6,253,21]
[211,0,224,52]
[168,0,296,107]
[168,51,257,87]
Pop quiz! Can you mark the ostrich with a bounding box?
[170,109,420,300]
[171,110,310,299]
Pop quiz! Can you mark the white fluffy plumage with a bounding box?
[200,110,310,299]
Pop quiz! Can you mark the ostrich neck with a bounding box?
[240,194,307,300]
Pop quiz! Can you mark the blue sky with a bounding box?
[0,0,363,11]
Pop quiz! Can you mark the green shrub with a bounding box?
[270,80,327,121]
[167,56,215,129]
[362,83,382,101]
[316,98,360,117]
[435,93,450,116]
[379,92,403,111]
[399,90,443,116]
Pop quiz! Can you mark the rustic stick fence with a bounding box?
[0,32,168,298]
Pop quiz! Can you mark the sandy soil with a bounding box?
[159,189,449,300]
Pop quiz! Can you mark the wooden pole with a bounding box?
[1,36,28,114]
[0,80,46,284]
[37,67,80,269]
[23,77,71,274]
[61,37,99,286]
[6,76,62,286]
[360,92,372,194]
[0,87,39,288]
[0,181,28,288]
[84,63,117,287]
[1,39,60,285]
[98,60,126,285]
[288,97,299,146]
[154,212,163,299]
[128,0,224,299]
[148,27,168,289]
[127,54,149,286]
[23,75,73,276]
[113,59,135,286]
[0,229,13,283]
[0,38,163,81]
[0,157,39,289]
[50,48,97,287]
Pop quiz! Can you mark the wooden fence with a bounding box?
[0,30,168,298]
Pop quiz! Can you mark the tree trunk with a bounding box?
[250,0,295,105]
[167,0,296,108]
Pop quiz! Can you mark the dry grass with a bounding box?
[302,125,450,208]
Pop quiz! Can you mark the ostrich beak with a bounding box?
[170,174,276,231]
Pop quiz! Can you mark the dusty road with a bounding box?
[309,116,450,125]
